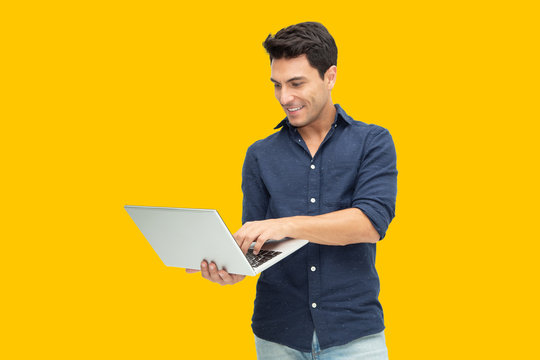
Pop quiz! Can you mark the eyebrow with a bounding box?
[270,76,308,84]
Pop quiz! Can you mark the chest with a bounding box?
[257,139,363,214]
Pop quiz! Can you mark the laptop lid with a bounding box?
[125,205,257,275]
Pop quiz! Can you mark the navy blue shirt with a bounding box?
[242,104,397,352]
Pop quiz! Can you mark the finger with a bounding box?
[233,223,250,243]
[219,271,246,285]
[200,260,211,280]
[218,269,235,284]
[235,232,248,254]
[232,227,244,246]
[254,233,271,255]
[237,233,255,254]
[241,238,254,254]
[185,268,200,274]
[235,234,248,254]
[233,274,246,283]
[231,274,246,283]
[208,262,225,285]
[234,222,257,249]
[232,230,242,244]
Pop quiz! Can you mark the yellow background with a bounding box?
[2,0,539,358]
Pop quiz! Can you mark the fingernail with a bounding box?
[201,262,207,268]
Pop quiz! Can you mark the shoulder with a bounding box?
[336,104,392,140]
[336,108,395,162]
[343,118,393,147]
[246,128,287,157]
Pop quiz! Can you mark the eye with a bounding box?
[291,82,303,87]
[273,83,281,89]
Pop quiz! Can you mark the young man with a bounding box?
[187,22,397,359]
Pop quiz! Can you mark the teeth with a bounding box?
[288,106,303,111]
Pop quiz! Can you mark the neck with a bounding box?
[297,101,336,142]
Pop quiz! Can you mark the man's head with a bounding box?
[262,22,337,80]
[263,22,338,129]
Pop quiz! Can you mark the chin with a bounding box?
[289,119,306,127]
[293,122,311,129]
[288,114,307,125]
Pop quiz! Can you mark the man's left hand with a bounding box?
[233,218,294,255]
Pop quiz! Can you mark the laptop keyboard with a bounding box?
[246,249,282,268]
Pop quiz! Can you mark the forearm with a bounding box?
[287,208,380,245]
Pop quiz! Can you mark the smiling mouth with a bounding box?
[287,105,304,112]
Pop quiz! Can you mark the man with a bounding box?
[187,22,397,359]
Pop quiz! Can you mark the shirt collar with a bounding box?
[273,104,354,129]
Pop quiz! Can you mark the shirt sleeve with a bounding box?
[352,126,398,240]
[241,144,270,224]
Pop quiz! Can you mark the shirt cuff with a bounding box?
[353,204,388,240]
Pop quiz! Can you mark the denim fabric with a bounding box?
[255,331,388,360]
[243,104,397,352]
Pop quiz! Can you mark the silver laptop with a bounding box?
[125,205,308,276]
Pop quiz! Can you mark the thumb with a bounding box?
[185,268,200,274]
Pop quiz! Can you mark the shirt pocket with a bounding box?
[322,160,358,208]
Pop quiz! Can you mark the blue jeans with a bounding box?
[255,330,388,360]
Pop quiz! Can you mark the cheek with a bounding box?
[312,88,326,106]
[306,91,318,107]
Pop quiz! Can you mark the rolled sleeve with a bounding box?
[352,126,398,240]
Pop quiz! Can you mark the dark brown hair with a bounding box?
[262,22,338,79]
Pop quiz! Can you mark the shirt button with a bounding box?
[310,198,316,203]
[310,164,316,170]
[311,266,316,272]
[312,302,317,308]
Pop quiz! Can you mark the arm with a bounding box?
[286,208,380,245]
[234,208,378,254]
[235,126,397,254]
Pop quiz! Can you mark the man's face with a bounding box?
[270,54,335,129]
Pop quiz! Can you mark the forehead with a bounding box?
[270,54,320,81]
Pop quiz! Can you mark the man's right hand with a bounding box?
[185,260,245,286]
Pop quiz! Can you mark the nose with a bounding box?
[278,87,294,106]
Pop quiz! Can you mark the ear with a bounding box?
[325,65,337,90]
